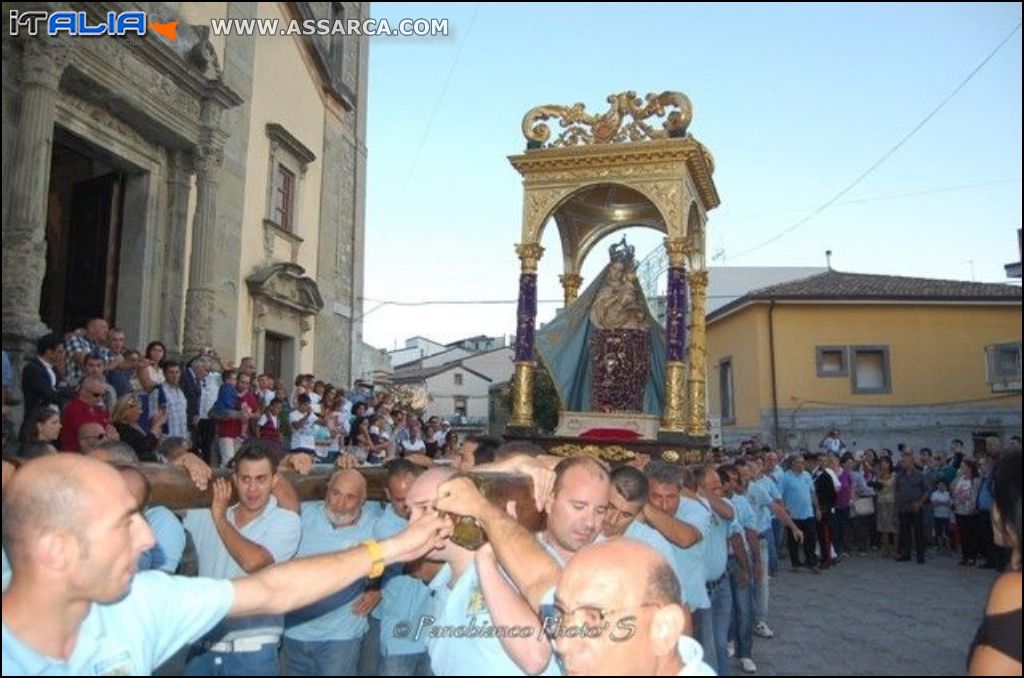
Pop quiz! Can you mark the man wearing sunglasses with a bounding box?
[59,377,119,452]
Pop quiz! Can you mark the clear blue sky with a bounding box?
[362,3,1022,350]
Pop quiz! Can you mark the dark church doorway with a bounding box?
[41,129,126,334]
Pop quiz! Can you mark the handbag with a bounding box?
[853,495,875,516]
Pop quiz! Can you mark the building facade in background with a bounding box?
[706,270,1022,450]
[2,2,369,387]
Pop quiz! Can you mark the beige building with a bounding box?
[705,270,1022,450]
[2,2,368,386]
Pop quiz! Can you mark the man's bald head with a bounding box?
[2,456,112,563]
[555,539,687,676]
[77,422,108,451]
[563,539,682,609]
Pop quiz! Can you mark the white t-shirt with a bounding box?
[289,410,317,450]
[401,438,426,454]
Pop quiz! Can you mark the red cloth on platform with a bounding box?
[579,428,643,443]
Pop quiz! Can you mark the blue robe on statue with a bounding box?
[535,263,666,415]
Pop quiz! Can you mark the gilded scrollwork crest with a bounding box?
[522,91,693,148]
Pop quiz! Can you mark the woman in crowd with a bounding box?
[110,393,167,462]
[954,460,982,566]
[22,407,62,446]
[137,340,167,391]
[874,457,898,558]
[968,449,1021,675]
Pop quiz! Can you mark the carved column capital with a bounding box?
[18,39,70,90]
[663,237,692,267]
[515,243,545,273]
[559,273,583,306]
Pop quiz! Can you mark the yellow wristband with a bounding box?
[364,539,385,579]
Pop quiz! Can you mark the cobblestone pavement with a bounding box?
[740,550,1000,676]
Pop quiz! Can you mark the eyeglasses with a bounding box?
[542,601,661,630]
[89,390,105,398]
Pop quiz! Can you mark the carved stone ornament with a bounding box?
[246,263,325,316]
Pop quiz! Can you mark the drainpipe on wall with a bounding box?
[768,300,781,447]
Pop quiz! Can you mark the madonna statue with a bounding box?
[535,236,666,415]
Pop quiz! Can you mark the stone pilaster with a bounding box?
[2,40,69,361]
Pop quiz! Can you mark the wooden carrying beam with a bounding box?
[140,464,544,534]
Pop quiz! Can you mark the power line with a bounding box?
[717,177,1021,223]
[397,3,481,194]
[724,21,1022,262]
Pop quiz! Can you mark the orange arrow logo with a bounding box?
[149,20,178,42]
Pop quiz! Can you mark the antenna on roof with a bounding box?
[825,250,833,270]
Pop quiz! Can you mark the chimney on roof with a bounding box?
[825,250,833,270]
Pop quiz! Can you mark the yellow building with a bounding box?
[706,270,1022,451]
[2,2,369,385]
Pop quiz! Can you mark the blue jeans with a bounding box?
[359,616,380,676]
[752,535,770,626]
[727,557,754,660]
[379,651,431,676]
[185,644,279,676]
[692,608,713,671]
[769,517,782,575]
[703,575,733,675]
[280,636,363,676]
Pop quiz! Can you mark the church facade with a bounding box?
[2,2,368,386]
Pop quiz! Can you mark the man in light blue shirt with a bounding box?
[744,458,802,641]
[282,470,379,675]
[1,455,453,676]
[603,466,682,593]
[372,460,433,676]
[115,464,187,574]
[408,468,553,676]
[695,466,735,675]
[723,465,760,673]
[182,444,301,675]
[779,455,820,571]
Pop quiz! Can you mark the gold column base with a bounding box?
[686,377,707,436]
[660,360,689,432]
[509,361,536,428]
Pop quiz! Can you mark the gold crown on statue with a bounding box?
[608,236,636,266]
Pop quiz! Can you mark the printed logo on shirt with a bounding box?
[466,587,487,616]
[93,651,134,675]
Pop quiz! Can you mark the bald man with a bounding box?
[0,456,451,675]
[76,421,111,452]
[554,540,715,676]
[281,470,380,676]
[435,478,715,676]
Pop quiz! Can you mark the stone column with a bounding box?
[1,40,69,363]
[660,237,691,433]
[559,273,583,308]
[162,150,192,355]
[509,242,544,429]
[686,269,709,436]
[182,102,226,357]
